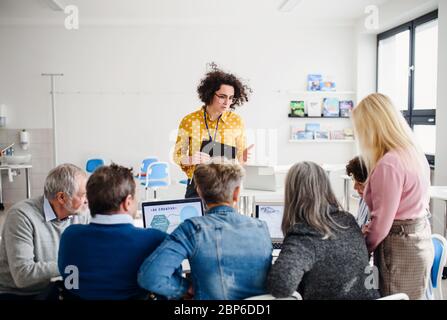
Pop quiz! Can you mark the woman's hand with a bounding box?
[180,152,211,166]
[191,152,211,165]
[243,144,255,163]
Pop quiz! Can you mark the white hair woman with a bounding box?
[267,161,379,300]
[351,93,433,299]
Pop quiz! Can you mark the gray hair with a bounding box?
[282,161,344,239]
[44,163,86,200]
[193,158,244,205]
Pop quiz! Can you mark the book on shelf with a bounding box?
[330,130,345,140]
[290,100,305,117]
[305,123,320,133]
[296,131,314,140]
[290,126,300,139]
[339,100,354,117]
[291,126,314,140]
[315,130,329,140]
[307,99,321,117]
[322,98,340,117]
[307,74,322,91]
[343,128,354,140]
[320,80,336,92]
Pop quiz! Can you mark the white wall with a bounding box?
[0,23,357,200]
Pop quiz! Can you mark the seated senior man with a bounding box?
[138,158,273,300]
[58,164,167,300]
[0,163,89,300]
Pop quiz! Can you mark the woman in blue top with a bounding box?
[137,158,272,300]
[346,156,370,228]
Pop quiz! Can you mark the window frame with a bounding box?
[376,10,438,167]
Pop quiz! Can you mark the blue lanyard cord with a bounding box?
[204,109,221,142]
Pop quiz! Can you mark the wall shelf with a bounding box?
[284,90,356,95]
[288,139,355,144]
[288,114,350,119]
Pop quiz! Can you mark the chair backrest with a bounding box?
[86,158,105,173]
[377,293,409,300]
[140,157,158,173]
[431,234,447,289]
[245,291,302,300]
[139,157,158,180]
[146,162,170,184]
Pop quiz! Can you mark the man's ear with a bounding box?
[123,194,133,212]
[56,192,66,205]
[233,185,240,204]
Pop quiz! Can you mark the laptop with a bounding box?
[142,198,204,234]
[254,202,284,249]
[243,165,277,191]
[200,140,236,160]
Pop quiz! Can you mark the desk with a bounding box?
[340,174,351,211]
[133,216,281,273]
[0,164,32,210]
[239,163,347,215]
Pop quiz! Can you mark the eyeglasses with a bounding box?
[214,93,236,104]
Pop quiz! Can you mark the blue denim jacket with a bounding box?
[137,205,273,300]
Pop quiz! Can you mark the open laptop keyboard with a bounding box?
[272,242,282,250]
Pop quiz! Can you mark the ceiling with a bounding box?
[0,0,391,25]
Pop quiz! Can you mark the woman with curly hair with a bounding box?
[174,64,253,198]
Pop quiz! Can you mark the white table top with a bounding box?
[240,187,284,201]
[0,164,32,169]
[429,186,447,201]
[321,163,346,173]
[245,163,346,175]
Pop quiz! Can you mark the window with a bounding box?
[377,11,438,167]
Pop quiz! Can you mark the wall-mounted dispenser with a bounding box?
[0,104,6,127]
[20,129,30,150]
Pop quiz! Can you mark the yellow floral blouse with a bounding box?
[173,106,246,179]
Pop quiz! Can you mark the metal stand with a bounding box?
[41,73,64,166]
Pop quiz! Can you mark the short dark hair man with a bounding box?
[58,164,167,300]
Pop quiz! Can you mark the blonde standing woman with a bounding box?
[351,93,433,299]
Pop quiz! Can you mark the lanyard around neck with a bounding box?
[204,109,221,142]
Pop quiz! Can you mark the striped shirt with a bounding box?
[356,198,369,228]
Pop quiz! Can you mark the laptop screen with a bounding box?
[255,203,284,240]
[142,198,204,234]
